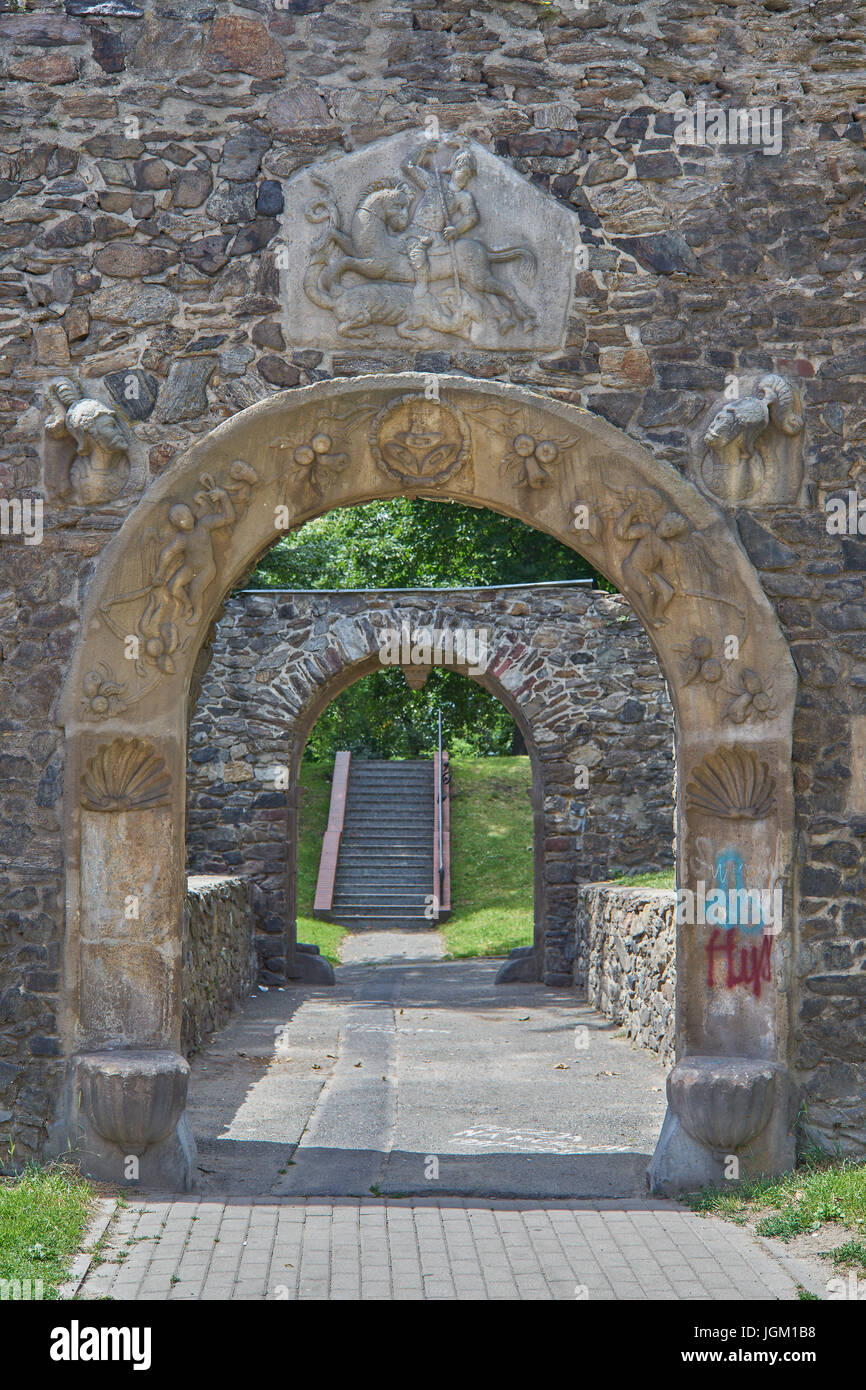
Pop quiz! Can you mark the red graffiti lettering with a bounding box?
[705,930,773,999]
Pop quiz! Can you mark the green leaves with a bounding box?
[304,666,514,763]
[247,497,603,590]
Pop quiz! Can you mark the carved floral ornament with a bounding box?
[81,737,171,812]
[269,400,389,503]
[270,431,348,498]
[678,636,777,725]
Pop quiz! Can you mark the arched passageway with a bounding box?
[185,582,675,988]
[53,373,797,1194]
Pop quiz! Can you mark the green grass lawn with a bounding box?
[441,755,534,959]
[683,1151,866,1270]
[611,869,676,889]
[296,754,536,962]
[296,754,673,963]
[0,1163,95,1298]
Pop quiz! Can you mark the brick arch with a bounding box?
[54,373,798,1194]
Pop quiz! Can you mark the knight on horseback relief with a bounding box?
[301,136,539,345]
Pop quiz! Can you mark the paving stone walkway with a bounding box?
[77,934,824,1300]
[79,1196,820,1301]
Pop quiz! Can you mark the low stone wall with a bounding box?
[575,884,676,1068]
[182,875,256,1059]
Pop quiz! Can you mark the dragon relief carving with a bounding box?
[302,138,537,345]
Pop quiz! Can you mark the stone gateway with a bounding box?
[50,372,797,1193]
[0,1,864,1199]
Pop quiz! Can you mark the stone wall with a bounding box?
[186,583,675,985]
[0,0,864,1162]
[574,883,676,1069]
[181,874,256,1059]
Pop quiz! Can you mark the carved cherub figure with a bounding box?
[613,486,688,626]
[137,461,258,671]
[44,377,130,505]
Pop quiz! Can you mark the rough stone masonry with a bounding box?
[0,0,864,1171]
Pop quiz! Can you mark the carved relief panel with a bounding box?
[42,376,146,509]
[279,132,580,353]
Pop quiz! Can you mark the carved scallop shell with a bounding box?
[685,744,775,820]
[81,737,171,812]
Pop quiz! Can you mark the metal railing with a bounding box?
[437,707,444,896]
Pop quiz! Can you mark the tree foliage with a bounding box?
[304,666,516,763]
[247,497,603,589]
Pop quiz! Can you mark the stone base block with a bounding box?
[48,1049,197,1193]
[75,1111,197,1191]
[288,941,335,985]
[495,945,539,984]
[648,1055,796,1196]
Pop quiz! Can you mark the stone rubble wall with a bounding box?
[186,583,675,985]
[0,0,863,1160]
[181,874,256,1059]
[574,884,676,1069]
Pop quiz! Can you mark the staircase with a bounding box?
[329,759,435,930]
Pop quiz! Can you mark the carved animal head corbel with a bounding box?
[699,373,805,507]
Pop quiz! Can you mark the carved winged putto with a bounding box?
[701,374,804,505]
[99,458,259,680]
[685,745,776,820]
[611,486,689,628]
[81,738,172,811]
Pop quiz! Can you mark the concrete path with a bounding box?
[187,932,668,1200]
[77,934,823,1300]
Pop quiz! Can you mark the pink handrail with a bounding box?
[313,750,351,914]
[432,749,451,918]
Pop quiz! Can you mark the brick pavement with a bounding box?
[79,1196,819,1301]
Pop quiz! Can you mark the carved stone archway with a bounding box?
[52,374,797,1194]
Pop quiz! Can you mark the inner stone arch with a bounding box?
[185,582,677,992]
[54,372,798,1195]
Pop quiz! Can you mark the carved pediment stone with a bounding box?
[280,131,579,353]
